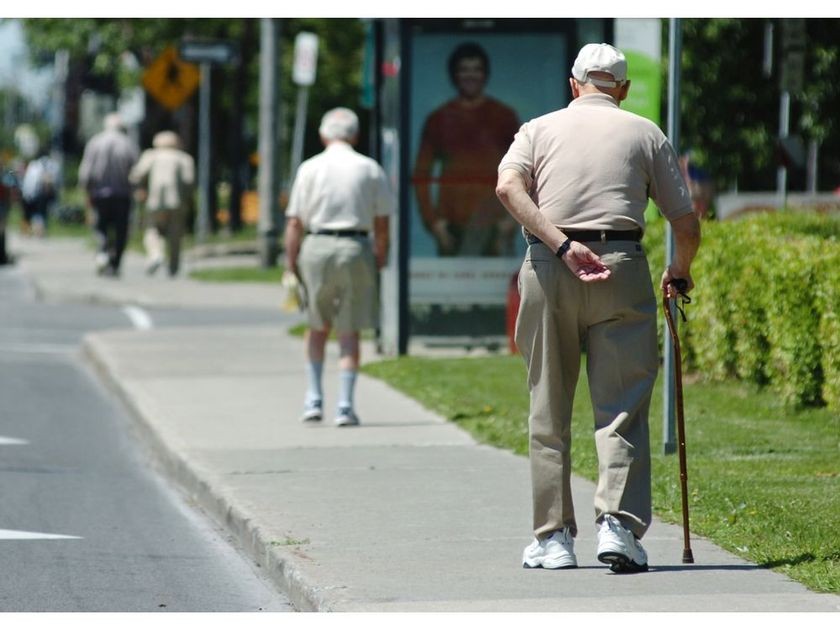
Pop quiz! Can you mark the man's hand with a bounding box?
[661,265,694,299]
[563,241,611,282]
[431,218,455,254]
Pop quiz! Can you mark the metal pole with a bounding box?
[258,18,281,267]
[195,61,211,243]
[663,17,682,455]
[289,85,309,181]
[806,139,818,194]
[777,90,790,209]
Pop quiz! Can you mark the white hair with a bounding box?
[318,107,359,142]
[104,112,124,131]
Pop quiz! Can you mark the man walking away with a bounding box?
[496,43,701,573]
[129,131,195,277]
[78,113,139,277]
[283,107,392,427]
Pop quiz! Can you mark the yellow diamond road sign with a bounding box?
[143,46,201,111]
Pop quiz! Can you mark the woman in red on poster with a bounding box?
[412,42,520,257]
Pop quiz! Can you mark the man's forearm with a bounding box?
[670,212,701,274]
[284,217,303,271]
[373,216,389,269]
[495,169,565,251]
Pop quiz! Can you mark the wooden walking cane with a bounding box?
[663,279,695,564]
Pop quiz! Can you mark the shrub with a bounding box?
[647,211,840,411]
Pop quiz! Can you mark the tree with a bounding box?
[676,18,840,195]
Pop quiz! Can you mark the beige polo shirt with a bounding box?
[286,141,393,232]
[498,93,693,231]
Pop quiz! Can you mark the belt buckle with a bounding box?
[600,230,607,243]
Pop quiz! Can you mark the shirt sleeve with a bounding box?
[649,138,693,221]
[498,122,534,189]
[129,150,152,185]
[285,163,311,221]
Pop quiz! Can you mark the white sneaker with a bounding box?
[597,514,648,573]
[334,407,360,427]
[95,252,109,275]
[522,528,577,569]
[300,400,322,423]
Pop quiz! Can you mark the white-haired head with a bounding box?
[104,112,125,132]
[152,130,181,149]
[318,107,359,143]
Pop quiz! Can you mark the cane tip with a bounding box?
[682,550,695,564]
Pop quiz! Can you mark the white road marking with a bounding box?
[0,436,29,446]
[0,529,82,540]
[122,305,154,331]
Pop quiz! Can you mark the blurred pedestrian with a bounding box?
[129,131,195,276]
[496,43,701,573]
[78,113,139,277]
[283,107,393,427]
[20,150,59,238]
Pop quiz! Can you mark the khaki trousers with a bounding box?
[143,207,185,275]
[514,240,658,540]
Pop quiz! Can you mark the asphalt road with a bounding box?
[0,265,293,612]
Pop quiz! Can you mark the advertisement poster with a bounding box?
[407,31,570,335]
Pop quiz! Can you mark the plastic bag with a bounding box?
[280,269,307,313]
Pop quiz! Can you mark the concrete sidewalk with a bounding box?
[8,234,840,612]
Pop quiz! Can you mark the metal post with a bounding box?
[258,18,281,267]
[195,61,212,243]
[663,18,682,455]
[777,90,790,208]
[289,85,309,181]
[806,139,818,193]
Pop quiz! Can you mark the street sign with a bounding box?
[142,45,200,111]
[178,40,239,66]
[292,32,319,86]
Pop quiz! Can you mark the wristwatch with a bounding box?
[556,239,572,259]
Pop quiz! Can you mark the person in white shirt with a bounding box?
[283,107,393,427]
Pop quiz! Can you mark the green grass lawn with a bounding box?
[362,354,840,594]
[188,265,284,284]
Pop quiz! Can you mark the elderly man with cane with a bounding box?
[496,43,701,572]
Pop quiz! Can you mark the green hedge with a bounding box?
[643,211,840,411]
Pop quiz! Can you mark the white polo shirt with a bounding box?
[285,141,393,232]
[498,93,693,231]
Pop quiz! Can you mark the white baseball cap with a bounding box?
[572,43,628,88]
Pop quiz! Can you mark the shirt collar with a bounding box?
[568,93,620,109]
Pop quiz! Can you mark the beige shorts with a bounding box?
[298,234,378,333]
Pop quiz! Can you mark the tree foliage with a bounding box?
[19,18,840,197]
[677,18,840,194]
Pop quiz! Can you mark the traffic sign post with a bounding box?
[142,46,200,111]
[177,40,238,243]
[289,32,319,181]
[777,19,806,209]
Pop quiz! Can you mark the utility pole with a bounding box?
[663,17,682,455]
[778,18,806,210]
[196,61,212,243]
[258,18,281,267]
[179,39,238,244]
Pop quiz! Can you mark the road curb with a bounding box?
[81,333,332,612]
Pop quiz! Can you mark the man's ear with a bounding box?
[618,80,631,102]
[569,77,580,99]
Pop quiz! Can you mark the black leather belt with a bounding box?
[526,229,642,245]
[312,229,369,237]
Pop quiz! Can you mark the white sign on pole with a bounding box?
[292,32,319,86]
